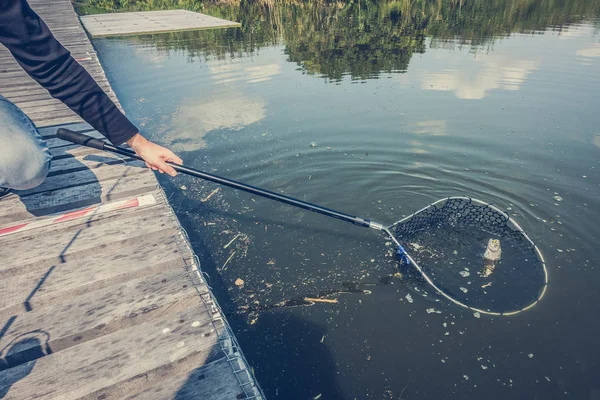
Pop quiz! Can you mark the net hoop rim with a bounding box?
[385,196,549,317]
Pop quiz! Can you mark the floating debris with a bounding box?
[201,188,220,202]
[473,312,481,319]
[410,242,424,251]
[309,142,318,148]
[405,294,414,303]
[235,278,245,287]
[221,251,236,271]
[224,233,241,249]
[304,297,338,304]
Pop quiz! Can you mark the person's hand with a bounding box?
[127,133,183,176]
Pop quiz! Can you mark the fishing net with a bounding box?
[389,197,548,315]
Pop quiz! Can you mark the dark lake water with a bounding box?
[90,1,599,398]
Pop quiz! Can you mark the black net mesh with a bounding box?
[391,198,547,314]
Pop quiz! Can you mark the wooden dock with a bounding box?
[0,0,263,399]
[80,10,241,38]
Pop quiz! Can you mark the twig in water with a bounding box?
[201,188,220,202]
[400,385,408,399]
[224,233,241,249]
[221,251,236,271]
[304,297,338,304]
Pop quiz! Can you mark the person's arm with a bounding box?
[0,0,181,176]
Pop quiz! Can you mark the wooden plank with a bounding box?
[47,152,139,175]
[123,357,246,400]
[50,143,106,158]
[19,160,147,197]
[0,206,182,280]
[0,195,166,249]
[0,204,176,274]
[38,122,93,137]
[0,172,158,224]
[0,268,204,360]
[0,79,113,93]
[0,306,223,400]
[33,114,83,128]
[0,55,99,70]
[0,238,188,316]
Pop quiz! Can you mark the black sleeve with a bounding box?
[0,0,138,145]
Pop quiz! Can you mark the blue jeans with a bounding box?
[0,95,52,190]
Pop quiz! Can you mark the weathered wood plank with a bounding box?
[0,210,184,283]
[0,268,205,362]
[0,234,187,317]
[0,196,167,249]
[38,122,93,137]
[18,160,146,197]
[124,357,246,400]
[47,152,139,175]
[50,143,105,158]
[0,205,178,275]
[0,306,223,400]
[0,172,158,224]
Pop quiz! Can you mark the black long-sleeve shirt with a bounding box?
[0,0,138,145]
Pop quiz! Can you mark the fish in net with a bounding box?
[389,197,548,315]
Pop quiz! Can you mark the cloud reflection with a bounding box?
[208,61,281,85]
[576,45,600,58]
[163,55,280,151]
[165,92,266,151]
[419,55,539,99]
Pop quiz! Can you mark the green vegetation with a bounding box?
[75,0,600,80]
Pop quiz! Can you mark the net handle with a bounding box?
[56,129,385,230]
